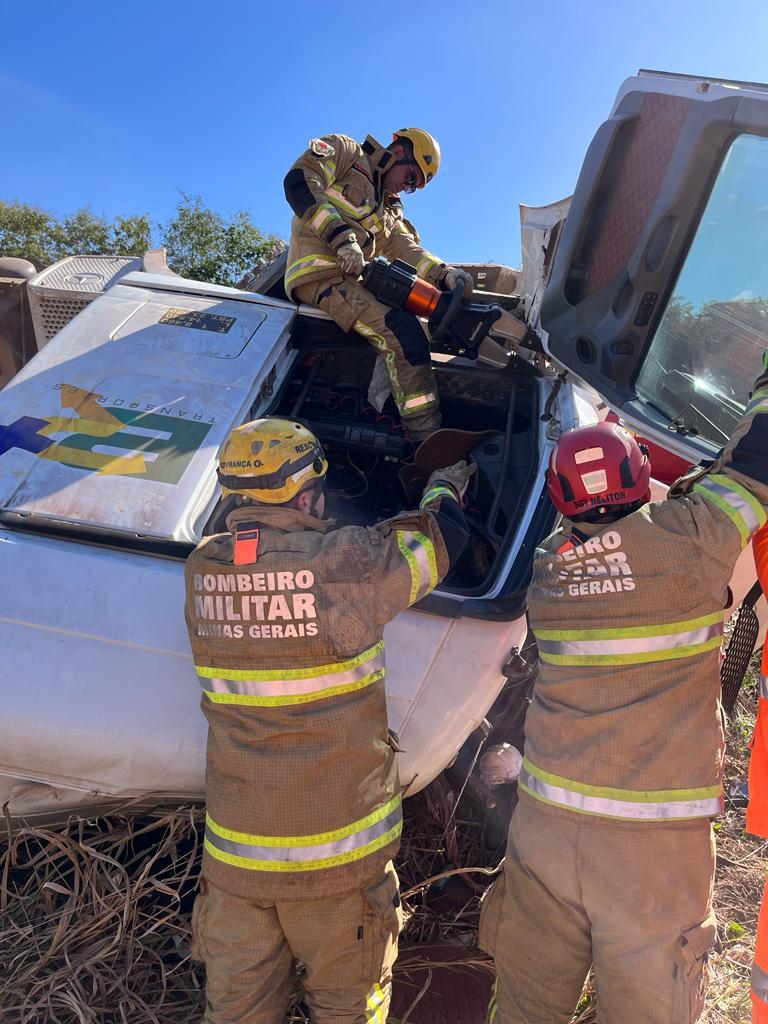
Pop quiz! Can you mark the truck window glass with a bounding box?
[636,133,768,446]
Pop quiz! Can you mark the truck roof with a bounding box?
[0,273,298,543]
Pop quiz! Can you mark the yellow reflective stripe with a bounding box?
[487,980,498,1023]
[197,641,383,682]
[693,473,766,546]
[285,253,338,287]
[416,252,441,278]
[420,485,456,507]
[746,387,768,416]
[536,611,723,666]
[309,203,343,236]
[353,320,404,407]
[520,757,723,821]
[539,637,721,667]
[325,185,372,220]
[319,159,337,186]
[535,611,723,642]
[203,671,384,707]
[205,823,402,872]
[198,642,386,706]
[365,983,388,1023]
[397,529,438,605]
[401,390,439,413]
[397,532,420,605]
[207,794,401,847]
[360,210,383,235]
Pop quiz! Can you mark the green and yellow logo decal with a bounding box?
[0,384,213,485]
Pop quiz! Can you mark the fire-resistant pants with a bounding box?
[752,876,768,1021]
[479,795,717,1024]
[293,276,442,441]
[191,862,402,1024]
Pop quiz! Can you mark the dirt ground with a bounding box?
[1,678,765,1024]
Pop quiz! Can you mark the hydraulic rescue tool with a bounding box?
[360,257,541,367]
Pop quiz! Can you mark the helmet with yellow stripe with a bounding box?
[392,128,441,187]
[217,418,328,505]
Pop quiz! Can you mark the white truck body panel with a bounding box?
[0,524,527,818]
[0,275,568,822]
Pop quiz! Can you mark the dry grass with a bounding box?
[703,661,767,1024]
[0,682,765,1024]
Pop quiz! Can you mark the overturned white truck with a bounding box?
[1,69,767,824]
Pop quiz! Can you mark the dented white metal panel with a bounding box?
[0,276,296,542]
[0,526,520,820]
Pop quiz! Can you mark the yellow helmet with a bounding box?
[217,418,328,504]
[392,128,441,187]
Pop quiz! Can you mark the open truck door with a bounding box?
[541,69,768,687]
[541,69,768,466]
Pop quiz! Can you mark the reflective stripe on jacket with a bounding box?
[184,495,453,899]
[750,527,768,1021]
[283,133,446,300]
[524,371,768,823]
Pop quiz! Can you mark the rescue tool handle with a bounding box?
[429,278,465,341]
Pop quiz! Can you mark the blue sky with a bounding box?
[3,0,768,268]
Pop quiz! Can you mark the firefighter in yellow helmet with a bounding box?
[284,129,473,443]
[184,417,474,1023]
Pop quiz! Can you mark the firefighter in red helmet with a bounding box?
[480,366,768,1023]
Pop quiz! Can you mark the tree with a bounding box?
[0,197,284,287]
[108,214,152,257]
[161,194,284,285]
[0,201,58,268]
[51,208,111,262]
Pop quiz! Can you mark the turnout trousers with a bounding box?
[191,862,401,1024]
[479,795,717,1024]
[294,276,441,441]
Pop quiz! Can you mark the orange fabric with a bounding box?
[750,529,768,1022]
[753,994,768,1023]
[747,526,768,838]
[757,879,768,976]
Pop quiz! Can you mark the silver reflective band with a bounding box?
[205,800,402,867]
[695,475,764,538]
[519,766,723,821]
[537,622,722,658]
[397,530,437,604]
[761,674,768,701]
[752,961,768,1004]
[402,392,438,411]
[201,646,385,701]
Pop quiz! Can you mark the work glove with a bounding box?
[335,240,365,277]
[424,460,476,502]
[444,267,473,299]
[479,743,523,787]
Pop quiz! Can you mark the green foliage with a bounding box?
[0,196,284,288]
[0,200,58,268]
[111,214,153,256]
[162,194,284,286]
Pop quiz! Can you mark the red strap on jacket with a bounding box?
[234,527,260,566]
[748,525,768,838]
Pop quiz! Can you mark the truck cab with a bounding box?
[2,69,767,823]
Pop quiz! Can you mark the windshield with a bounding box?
[636,133,768,446]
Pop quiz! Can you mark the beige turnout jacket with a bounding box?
[523,373,768,822]
[184,495,453,899]
[283,133,447,317]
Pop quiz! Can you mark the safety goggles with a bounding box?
[403,160,420,194]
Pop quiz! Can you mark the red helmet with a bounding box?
[546,421,650,518]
